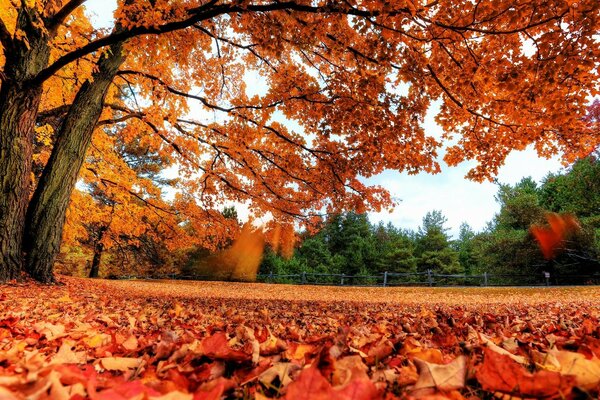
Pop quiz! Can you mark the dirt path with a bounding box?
[92,278,600,305]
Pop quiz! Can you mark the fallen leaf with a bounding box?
[413,356,466,391]
[33,322,66,340]
[98,357,144,372]
[259,362,301,388]
[200,331,251,362]
[476,347,574,397]
[282,365,334,400]
[50,340,87,365]
[546,349,600,390]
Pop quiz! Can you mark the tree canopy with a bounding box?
[0,0,598,282]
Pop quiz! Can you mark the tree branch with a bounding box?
[86,167,178,216]
[46,0,87,33]
[428,9,569,35]
[0,18,13,51]
[31,1,410,85]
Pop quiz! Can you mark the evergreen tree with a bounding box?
[414,211,461,274]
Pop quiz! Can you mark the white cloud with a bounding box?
[368,148,563,238]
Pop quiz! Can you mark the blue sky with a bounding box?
[83,0,564,237]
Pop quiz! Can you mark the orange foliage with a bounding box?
[530,213,581,259]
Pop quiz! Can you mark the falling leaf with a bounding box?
[531,213,581,259]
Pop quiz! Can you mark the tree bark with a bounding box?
[0,84,41,281]
[0,10,51,281]
[23,41,126,282]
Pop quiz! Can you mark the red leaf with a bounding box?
[194,377,236,400]
[200,332,251,362]
[283,365,334,400]
[531,213,581,260]
[476,347,574,398]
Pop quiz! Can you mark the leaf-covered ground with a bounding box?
[1,278,600,399]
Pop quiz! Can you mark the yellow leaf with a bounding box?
[122,335,139,351]
[50,340,86,365]
[547,349,600,390]
[84,333,111,348]
[98,357,144,372]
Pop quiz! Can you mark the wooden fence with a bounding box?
[112,270,600,286]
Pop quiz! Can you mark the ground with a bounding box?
[1,277,599,399]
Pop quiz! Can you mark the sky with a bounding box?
[83,0,565,238]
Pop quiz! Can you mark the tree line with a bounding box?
[258,153,600,284]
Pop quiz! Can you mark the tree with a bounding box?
[495,177,545,230]
[1,0,598,282]
[414,210,461,274]
[540,153,600,219]
[453,222,477,275]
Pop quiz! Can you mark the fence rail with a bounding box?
[110,270,600,287]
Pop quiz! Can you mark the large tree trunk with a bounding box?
[23,41,125,282]
[0,84,42,281]
[0,10,51,281]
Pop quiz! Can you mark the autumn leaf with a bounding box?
[541,349,600,390]
[33,321,66,341]
[50,340,87,365]
[282,365,334,400]
[199,331,251,362]
[476,347,575,398]
[531,213,581,259]
[98,357,144,372]
[413,356,466,391]
[259,362,301,388]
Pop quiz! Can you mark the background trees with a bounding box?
[252,156,600,284]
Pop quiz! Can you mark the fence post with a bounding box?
[427,269,433,287]
[340,274,345,286]
[301,271,306,284]
[483,272,488,286]
[383,271,388,287]
[544,271,550,286]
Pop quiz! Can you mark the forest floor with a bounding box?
[1,277,600,399]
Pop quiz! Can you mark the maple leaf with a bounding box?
[282,365,334,400]
[476,347,575,398]
[413,356,466,392]
[199,331,251,362]
[97,357,145,372]
[540,349,600,390]
[259,362,301,388]
[50,340,87,365]
[531,213,581,259]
